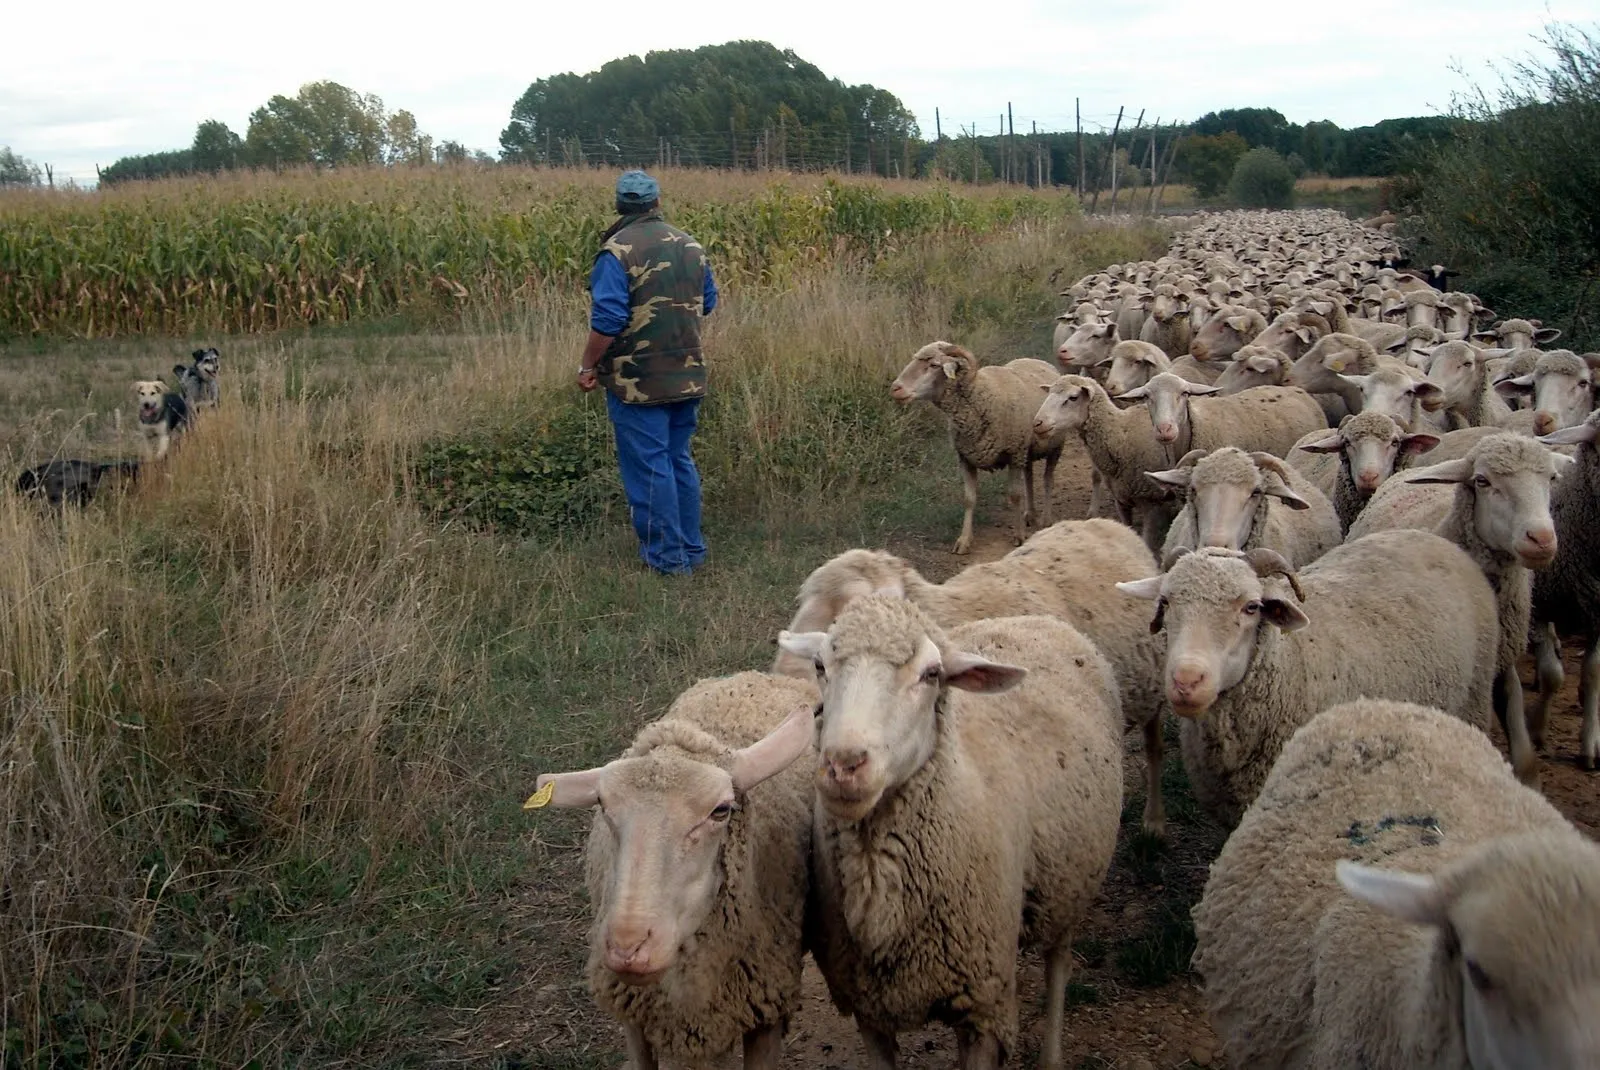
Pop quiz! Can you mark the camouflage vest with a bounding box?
[595,213,708,405]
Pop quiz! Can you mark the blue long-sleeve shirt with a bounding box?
[589,251,717,336]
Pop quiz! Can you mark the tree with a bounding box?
[99,149,194,185]
[0,146,42,186]
[244,81,393,168]
[191,120,243,172]
[386,110,432,165]
[1180,132,1249,198]
[1229,147,1296,207]
[435,139,470,164]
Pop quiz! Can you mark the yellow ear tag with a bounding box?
[523,781,556,810]
[1328,358,1346,372]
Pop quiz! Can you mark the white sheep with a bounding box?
[529,672,818,1068]
[1034,374,1178,549]
[1102,339,1173,397]
[778,597,1123,1070]
[1138,283,1194,358]
[1193,697,1600,1070]
[1474,317,1562,351]
[1150,447,1342,568]
[1115,536,1498,825]
[1055,318,1120,375]
[771,519,1170,835]
[1346,433,1564,783]
[1213,345,1291,395]
[890,342,1063,555]
[1423,340,1518,429]
[1493,349,1600,437]
[1189,305,1269,363]
[1288,412,1440,533]
[1529,411,1600,768]
[1337,361,1448,432]
[1117,372,1328,462]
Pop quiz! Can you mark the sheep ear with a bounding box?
[1115,576,1164,600]
[1294,327,1316,345]
[1535,328,1563,344]
[730,703,814,791]
[1264,482,1312,510]
[1039,382,1052,393]
[776,630,826,661]
[941,361,961,380]
[1406,459,1473,484]
[1261,597,1310,632]
[1335,860,1448,926]
[1119,384,1151,401]
[526,767,607,810]
[1401,432,1441,456]
[1226,315,1254,332]
[1552,452,1578,477]
[1471,330,1499,343]
[1146,466,1194,490]
[1183,382,1222,396]
[940,650,1027,693]
[1495,374,1536,398]
[1542,422,1599,446]
[1297,432,1344,454]
[1414,382,1446,412]
[1383,337,1409,354]
[1336,372,1371,391]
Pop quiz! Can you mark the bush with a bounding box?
[1228,148,1296,207]
[1405,23,1599,350]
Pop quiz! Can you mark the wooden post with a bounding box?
[1110,108,1143,215]
[1075,98,1084,198]
[935,107,942,141]
[1007,102,1015,185]
[1155,127,1183,210]
[1089,105,1123,214]
[730,115,738,169]
[45,162,53,188]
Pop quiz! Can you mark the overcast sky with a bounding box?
[4,0,1595,185]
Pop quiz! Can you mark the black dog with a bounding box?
[15,459,142,507]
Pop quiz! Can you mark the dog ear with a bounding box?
[193,349,206,359]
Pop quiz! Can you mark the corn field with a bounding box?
[0,166,1077,338]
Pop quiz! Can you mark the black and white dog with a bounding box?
[173,347,221,410]
[132,379,192,460]
[16,459,141,507]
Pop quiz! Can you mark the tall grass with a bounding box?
[0,166,1077,338]
[0,206,1168,1065]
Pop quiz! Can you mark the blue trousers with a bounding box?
[605,394,706,574]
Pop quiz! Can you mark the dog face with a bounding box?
[192,348,220,380]
[133,380,167,420]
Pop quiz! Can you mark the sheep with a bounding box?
[1287,332,1386,424]
[1254,310,1331,361]
[1188,304,1268,363]
[1150,447,1342,568]
[1474,317,1562,351]
[1192,697,1600,1070]
[1337,362,1448,432]
[890,342,1063,555]
[778,597,1123,1070]
[1114,536,1498,825]
[1437,291,1481,339]
[1051,302,1109,353]
[1055,318,1120,375]
[1117,372,1328,463]
[1138,283,1194,358]
[1102,339,1173,397]
[1288,412,1440,532]
[1034,375,1177,549]
[1346,433,1564,782]
[529,672,818,1068]
[1424,340,1517,429]
[1401,324,1446,369]
[1403,286,1444,331]
[1493,349,1600,437]
[1529,412,1600,768]
[771,519,1169,835]
[1213,345,1291,394]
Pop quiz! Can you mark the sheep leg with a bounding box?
[1498,667,1538,786]
[1531,622,1563,751]
[1039,452,1058,529]
[859,1024,897,1070]
[1139,503,1164,555]
[742,1023,782,1069]
[956,1030,1002,1070]
[622,1023,658,1070]
[955,459,979,555]
[1141,712,1167,838]
[1581,637,1600,771]
[1088,466,1106,518]
[1007,465,1028,546]
[1040,938,1073,1070]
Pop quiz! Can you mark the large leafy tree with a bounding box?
[500,40,918,173]
[192,120,243,172]
[244,81,390,168]
[0,146,42,186]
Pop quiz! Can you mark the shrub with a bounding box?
[1228,148,1296,208]
[1404,23,1599,350]
[1180,132,1249,199]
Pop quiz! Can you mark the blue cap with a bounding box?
[615,170,660,206]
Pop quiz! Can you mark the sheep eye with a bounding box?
[1473,475,1491,489]
[1466,958,1494,993]
[1243,601,1262,616]
[813,657,826,677]
[920,666,941,685]
[709,802,735,823]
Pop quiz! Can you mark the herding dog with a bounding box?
[15,459,141,507]
[132,380,191,460]
[174,347,221,409]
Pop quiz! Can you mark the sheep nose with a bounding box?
[888,385,908,401]
[1533,411,1557,435]
[604,926,655,973]
[824,748,870,784]
[1355,467,1382,492]
[1189,343,1208,360]
[1033,420,1052,436]
[1155,423,1178,442]
[1171,662,1209,696]
[1521,528,1558,565]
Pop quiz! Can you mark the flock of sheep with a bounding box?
[527,209,1600,1069]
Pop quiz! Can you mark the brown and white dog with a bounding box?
[132,380,191,460]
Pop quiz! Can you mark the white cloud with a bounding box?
[4,0,1596,183]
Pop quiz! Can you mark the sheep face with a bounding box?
[1104,342,1168,397]
[1148,285,1190,326]
[530,709,813,984]
[132,380,167,421]
[1116,549,1307,717]
[1151,449,1309,551]
[1122,372,1217,447]
[1190,307,1263,362]
[889,344,970,404]
[779,599,1024,822]
[1425,342,1487,411]
[1256,314,1323,361]
[1214,350,1288,395]
[1058,320,1118,369]
[1489,320,1563,351]
[1496,353,1600,437]
[1337,835,1600,1070]
[1301,413,1438,496]
[773,551,910,679]
[1034,376,1095,438]
[1338,366,1445,428]
[1407,435,1562,569]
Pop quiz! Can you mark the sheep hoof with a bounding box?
[1514,762,1541,790]
[1582,752,1598,772]
[953,535,973,556]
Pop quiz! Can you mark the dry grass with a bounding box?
[0,203,1171,1065]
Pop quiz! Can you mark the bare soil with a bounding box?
[477,440,1600,1070]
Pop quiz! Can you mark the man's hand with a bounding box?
[577,367,599,392]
